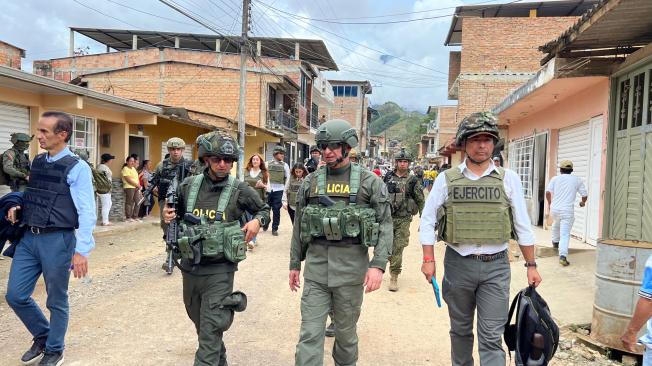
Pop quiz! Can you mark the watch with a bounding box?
[524,261,537,268]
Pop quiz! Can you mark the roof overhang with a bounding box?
[445,0,599,46]
[539,0,652,65]
[70,27,338,71]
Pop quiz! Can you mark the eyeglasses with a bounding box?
[318,143,341,151]
[207,156,234,164]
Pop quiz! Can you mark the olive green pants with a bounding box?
[183,271,235,366]
[295,280,364,366]
[389,217,412,275]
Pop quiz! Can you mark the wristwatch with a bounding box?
[524,261,537,268]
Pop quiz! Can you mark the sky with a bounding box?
[1,0,509,112]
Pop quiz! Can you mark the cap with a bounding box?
[559,160,573,169]
[101,153,116,161]
[492,156,501,161]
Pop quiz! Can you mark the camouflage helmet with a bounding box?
[273,145,286,155]
[455,112,500,146]
[309,145,320,153]
[349,148,358,158]
[196,132,239,160]
[394,148,413,162]
[10,133,32,144]
[166,137,186,149]
[315,119,358,148]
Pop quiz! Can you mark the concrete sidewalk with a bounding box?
[509,225,597,327]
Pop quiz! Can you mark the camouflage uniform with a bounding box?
[2,133,32,192]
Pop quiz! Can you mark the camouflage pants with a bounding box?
[389,217,413,275]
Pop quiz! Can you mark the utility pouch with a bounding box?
[340,207,361,237]
[223,222,246,263]
[178,224,200,260]
[359,208,379,248]
[407,199,418,216]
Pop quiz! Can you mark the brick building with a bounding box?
[326,80,372,154]
[419,105,457,164]
[0,41,24,70]
[33,28,338,167]
[441,0,598,165]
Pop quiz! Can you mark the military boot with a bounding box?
[389,273,399,292]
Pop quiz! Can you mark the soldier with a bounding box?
[419,112,541,366]
[349,148,359,164]
[384,148,424,291]
[2,132,32,192]
[266,145,290,236]
[289,119,393,366]
[163,132,270,366]
[304,145,322,173]
[151,137,193,273]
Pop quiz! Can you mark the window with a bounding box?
[351,86,358,97]
[633,72,645,128]
[618,79,630,131]
[332,85,358,97]
[508,137,534,199]
[300,73,308,107]
[72,115,96,163]
[268,85,277,111]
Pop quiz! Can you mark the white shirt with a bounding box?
[97,163,112,181]
[419,160,535,256]
[546,174,588,214]
[267,160,290,192]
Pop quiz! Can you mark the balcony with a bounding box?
[266,110,297,135]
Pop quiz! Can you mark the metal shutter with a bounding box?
[557,122,590,241]
[0,102,30,152]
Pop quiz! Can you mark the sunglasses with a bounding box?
[207,156,234,164]
[318,143,342,151]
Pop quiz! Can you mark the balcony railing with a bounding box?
[266,109,297,133]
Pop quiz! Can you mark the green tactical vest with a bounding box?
[437,167,517,246]
[387,172,418,217]
[299,163,379,248]
[177,174,247,264]
[287,177,303,207]
[268,160,286,184]
[244,170,266,201]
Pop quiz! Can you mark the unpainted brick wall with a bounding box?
[457,78,527,123]
[0,41,22,70]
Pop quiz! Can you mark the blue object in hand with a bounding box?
[431,275,442,308]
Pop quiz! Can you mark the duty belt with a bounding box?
[29,226,74,235]
[465,250,507,262]
[312,237,362,246]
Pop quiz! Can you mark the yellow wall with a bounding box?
[98,120,128,175]
[244,129,280,164]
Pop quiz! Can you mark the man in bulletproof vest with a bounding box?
[419,112,542,366]
[266,144,290,236]
[151,137,193,272]
[289,119,393,366]
[384,148,424,291]
[5,111,96,366]
[163,131,269,366]
[2,132,33,192]
[304,145,322,173]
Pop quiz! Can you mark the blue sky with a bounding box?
[0,0,502,112]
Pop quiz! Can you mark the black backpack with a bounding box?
[504,286,559,366]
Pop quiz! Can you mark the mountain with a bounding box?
[369,102,434,157]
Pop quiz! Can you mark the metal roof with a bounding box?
[445,0,600,46]
[539,0,652,63]
[71,27,338,71]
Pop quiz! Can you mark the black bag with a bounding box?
[504,285,559,366]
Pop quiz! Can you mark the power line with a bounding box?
[72,0,141,29]
[103,0,203,27]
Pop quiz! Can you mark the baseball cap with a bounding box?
[101,153,116,161]
[559,160,573,169]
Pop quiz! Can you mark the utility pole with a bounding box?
[237,0,250,180]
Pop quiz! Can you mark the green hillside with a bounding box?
[369,102,434,157]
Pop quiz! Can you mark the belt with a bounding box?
[465,250,507,262]
[312,237,361,246]
[29,226,73,235]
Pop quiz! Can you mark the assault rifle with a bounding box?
[138,174,160,207]
[164,176,179,275]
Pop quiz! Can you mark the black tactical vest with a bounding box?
[23,153,79,229]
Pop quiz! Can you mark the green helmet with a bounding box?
[11,133,32,144]
[315,119,358,148]
[455,112,499,146]
[309,145,320,153]
[167,137,186,149]
[196,132,239,160]
[273,145,286,155]
[394,148,413,162]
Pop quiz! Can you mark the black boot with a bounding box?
[21,336,46,365]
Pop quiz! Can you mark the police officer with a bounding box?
[289,119,393,366]
[304,145,322,173]
[2,132,32,192]
[384,148,424,291]
[151,137,193,272]
[266,145,290,236]
[419,112,542,366]
[163,132,270,366]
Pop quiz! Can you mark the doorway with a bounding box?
[531,133,548,226]
[129,135,149,164]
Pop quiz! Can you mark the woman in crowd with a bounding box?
[283,162,308,224]
[244,154,269,250]
[138,159,154,217]
[121,155,140,222]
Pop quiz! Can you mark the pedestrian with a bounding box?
[419,112,541,366]
[150,137,192,273]
[289,119,392,366]
[283,162,308,224]
[349,148,359,164]
[121,155,140,222]
[2,132,32,192]
[5,111,96,366]
[97,153,115,226]
[492,155,502,167]
[266,145,290,236]
[138,159,154,216]
[304,145,322,173]
[319,114,326,125]
[545,159,587,266]
[622,254,652,362]
[244,153,269,250]
[163,132,269,366]
[372,165,382,177]
[384,148,424,291]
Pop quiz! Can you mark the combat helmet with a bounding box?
[309,145,320,153]
[10,133,32,145]
[455,112,499,146]
[315,119,358,148]
[166,137,186,149]
[394,148,413,162]
[73,148,89,162]
[196,132,239,160]
[273,145,286,155]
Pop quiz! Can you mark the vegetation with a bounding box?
[369,102,436,157]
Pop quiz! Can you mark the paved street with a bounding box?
[0,211,598,366]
